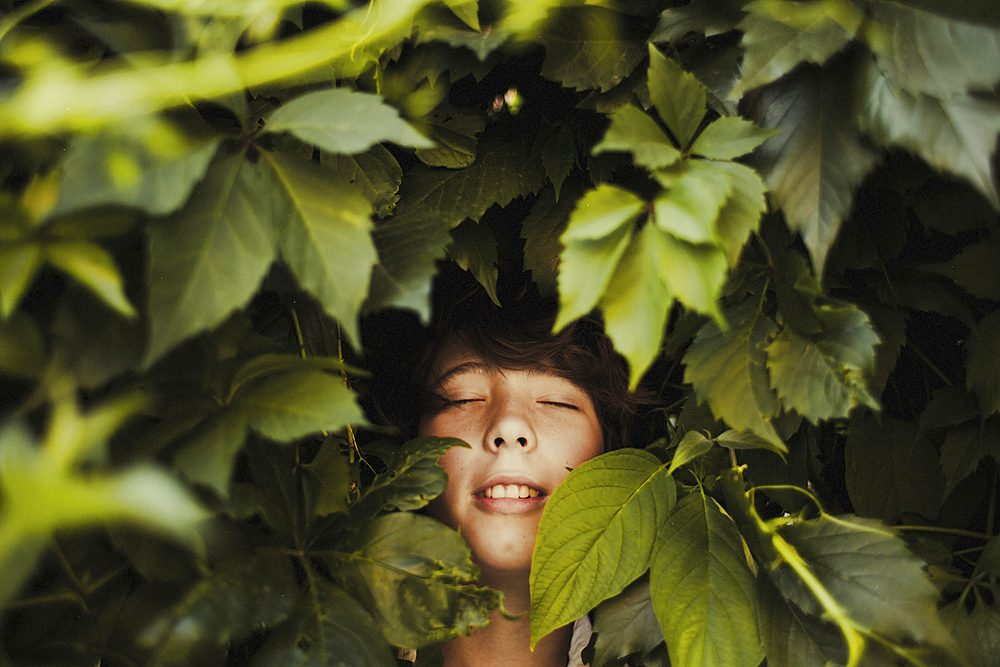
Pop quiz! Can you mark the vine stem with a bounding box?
[52,538,88,606]
[895,525,992,541]
[905,341,953,387]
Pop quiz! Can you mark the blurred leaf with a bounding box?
[967,310,1000,416]
[334,511,498,649]
[324,144,403,218]
[593,104,682,170]
[264,151,375,345]
[539,6,646,92]
[939,420,1000,497]
[0,243,43,318]
[855,57,1000,210]
[138,551,298,666]
[749,57,880,276]
[732,0,863,97]
[45,240,137,317]
[845,413,945,523]
[146,149,277,366]
[303,439,351,516]
[239,368,363,442]
[414,104,486,169]
[0,311,44,379]
[353,437,466,515]
[266,88,433,154]
[647,44,706,149]
[650,0,746,43]
[925,240,1000,302]
[446,218,499,306]
[530,449,676,647]
[918,385,980,437]
[651,491,762,667]
[766,299,880,423]
[172,409,249,494]
[591,576,665,667]
[520,185,576,298]
[941,598,1000,667]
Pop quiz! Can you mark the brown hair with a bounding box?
[369,266,644,450]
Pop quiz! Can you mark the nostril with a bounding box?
[517,437,527,447]
[494,437,504,447]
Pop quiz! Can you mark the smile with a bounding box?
[480,484,541,499]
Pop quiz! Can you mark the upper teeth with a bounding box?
[484,484,539,499]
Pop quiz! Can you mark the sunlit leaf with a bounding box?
[239,369,364,442]
[530,449,676,647]
[264,151,376,345]
[146,150,276,366]
[652,160,733,244]
[709,160,769,265]
[45,240,137,317]
[654,231,727,323]
[651,491,762,667]
[689,116,779,161]
[667,430,713,474]
[324,144,403,218]
[593,105,682,170]
[758,571,848,667]
[0,243,44,318]
[647,44,706,149]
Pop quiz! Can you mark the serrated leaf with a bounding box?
[539,5,646,93]
[864,0,1000,99]
[918,386,980,438]
[732,0,863,97]
[668,430,713,474]
[758,571,849,667]
[366,207,453,319]
[597,222,674,387]
[651,491,762,667]
[239,369,364,442]
[45,240,137,317]
[265,88,433,154]
[324,144,403,218]
[683,298,786,453]
[446,218,499,306]
[653,230,727,322]
[765,300,880,423]
[591,576,666,667]
[775,514,957,651]
[303,439,351,516]
[709,160,769,265]
[939,420,1000,496]
[749,57,880,275]
[138,551,298,666]
[264,151,375,345]
[650,0,746,43]
[845,413,944,523]
[555,184,644,329]
[652,160,733,244]
[397,132,545,226]
[540,125,576,201]
[967,310,1000,416]
[414,104,486,169]
[926,240,1000,302]
[648,44,706,149]
[530,449,676,646]
[335,511,498,649]
[146,150,277,366]
[354,437,467,515]
[855,58,1000,210]
[593,105,682,170]
[520,185,576,297]
[690,116,779,160]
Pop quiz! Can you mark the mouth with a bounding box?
[477,483,543,499]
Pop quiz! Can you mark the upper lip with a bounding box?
[474,474,547,497]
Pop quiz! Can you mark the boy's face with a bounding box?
[419,338,604,581]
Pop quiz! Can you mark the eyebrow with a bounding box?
[428,361,492,389]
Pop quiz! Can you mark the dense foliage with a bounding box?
[1,0,999,665]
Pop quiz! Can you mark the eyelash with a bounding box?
[447,399,578,410]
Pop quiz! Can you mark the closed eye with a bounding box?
[449,398,483,407]
[539,401,579,410]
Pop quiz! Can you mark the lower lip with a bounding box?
[472,495,547,514]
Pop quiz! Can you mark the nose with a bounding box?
[485,397,536,452]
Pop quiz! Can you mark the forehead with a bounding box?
[427,335,564,386]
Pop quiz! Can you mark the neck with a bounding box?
[440,568,573,667]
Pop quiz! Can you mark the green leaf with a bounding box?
[334,511,498,649]
[540,125,576,201]
[354,436,466,515]
[146,149,277,366]
[749,57,880,275]
[710,160,770,265]
[323,144,403,218]
[648,44,707,149]
[732,0,864,97]
[397,132,546,226]
[855,57,1000,210]
[530,449,676,647]
[265,88,433,154]
[939,420,1000,496]
[925,240,1000,302]
[251,575,396,667]
[45,240,137,317]
[653,231,727,324]
[844,413,945,523]
[774,514,957,651]
[50,125,220,218]
[0,243,43,318]
[918,385,980,438]
[264,150,376,345]
[765,298,880,423]
[539,5,647,93]
[652,160,733,244]
[967,310,1000,416]
[591,576,666,667]
[366,207,454,320]
[690,116,779,160]
[668,430,713,474]
[864,1,1000,99]
[446,218,499,306]
[758,571,849,667]
[593,105,682,170]
[520,185,576,298]
[555,184,645,329]
[138,551,298,666]
[597,222,674,388]
[941,598,1000,667]
[172,408,248,494]
[0,310,44,380]
[414,104,486,169]
[303,439,351,516]
[885,0,1000,28]
[650,491,762,667]
[239,369,364,442]
[650,0,746,43]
